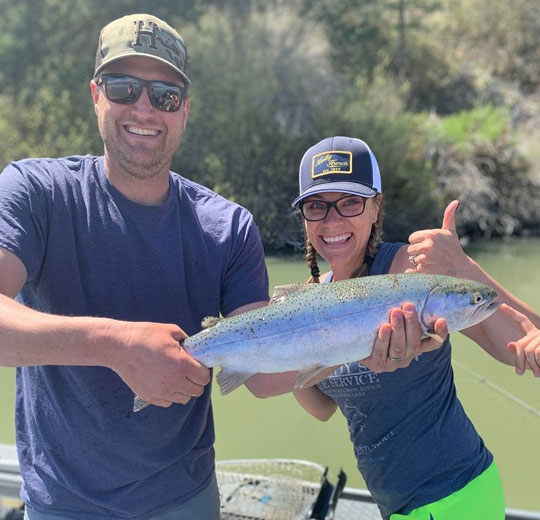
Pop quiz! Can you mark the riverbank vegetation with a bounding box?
[1,0,539,251]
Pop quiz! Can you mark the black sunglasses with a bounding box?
[96,74,187,112]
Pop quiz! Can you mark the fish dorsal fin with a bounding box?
[201,316,221,329]
[270,283,319,304]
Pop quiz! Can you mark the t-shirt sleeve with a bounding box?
[220,212,269,316]
[0,163,48,282]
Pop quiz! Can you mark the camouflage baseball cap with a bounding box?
[94,14,190,86]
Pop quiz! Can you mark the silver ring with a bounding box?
[388,353,405,362]
[408,254,417,266]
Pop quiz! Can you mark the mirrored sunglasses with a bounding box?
[96,74,186,112]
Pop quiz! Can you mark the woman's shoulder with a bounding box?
[387,243,411,274]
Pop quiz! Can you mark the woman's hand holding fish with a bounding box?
[363,304,448,373]
[406,200,472,277]
[501,303,540,377]
[106,321,211,408]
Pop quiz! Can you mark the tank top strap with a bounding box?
[323,242,404,282]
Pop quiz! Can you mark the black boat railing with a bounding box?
[1,446,539,520]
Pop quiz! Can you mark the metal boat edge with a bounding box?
[1,445,539,519]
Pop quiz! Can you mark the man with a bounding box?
[0,14,268,519]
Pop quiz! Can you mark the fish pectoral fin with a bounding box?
[270,283,318,304]
[216,368,254,396]
[294,365,330,389]
[426,332,444,342]
[420,321,444,342]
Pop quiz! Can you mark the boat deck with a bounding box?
[2,445,539,519]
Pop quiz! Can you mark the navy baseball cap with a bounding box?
[292,136,382,207]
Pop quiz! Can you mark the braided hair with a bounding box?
[306,239,321,283]
[305,198,385,283]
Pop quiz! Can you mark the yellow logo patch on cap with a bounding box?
[312,151,352,178]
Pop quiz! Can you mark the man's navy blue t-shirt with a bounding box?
[0,155,269,519]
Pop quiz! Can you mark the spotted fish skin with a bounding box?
[133,273,498,411]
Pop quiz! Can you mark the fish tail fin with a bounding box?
[216,368,254,395]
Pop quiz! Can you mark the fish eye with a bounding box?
[471,292,484,304]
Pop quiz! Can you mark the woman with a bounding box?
[248,136,540,520]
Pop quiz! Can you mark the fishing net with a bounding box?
[217,459,325,520]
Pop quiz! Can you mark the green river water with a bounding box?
[1,237,539,511]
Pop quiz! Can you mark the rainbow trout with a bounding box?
[134,273,499,411]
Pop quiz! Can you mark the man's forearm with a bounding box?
[0,292,116,367]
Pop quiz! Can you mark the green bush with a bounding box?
[425,108,540,238]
